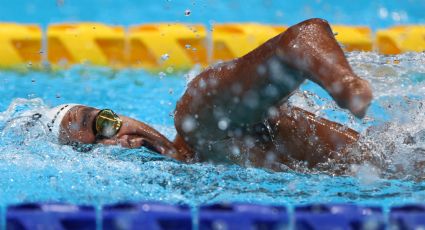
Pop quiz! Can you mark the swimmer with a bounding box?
[32,19,373,172]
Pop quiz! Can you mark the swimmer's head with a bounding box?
[56,105,123,144]
[35,104,99,144]
[39,104,178,155]
[57,105,100,144]
[40,104,80,138]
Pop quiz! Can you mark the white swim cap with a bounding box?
[39,104,79,138]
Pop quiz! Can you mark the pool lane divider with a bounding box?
[4,202,425,229]
[128,23,208,71]
[47,23,126,68]
[211,24,288,62]
[0,23,42,69]
[376,25,425,55]
[0,22,424,72]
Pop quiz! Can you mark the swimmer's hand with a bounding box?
[97,116,177,157]
[329,74,373,118]
[277,18,373,118]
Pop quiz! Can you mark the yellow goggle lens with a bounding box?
[95,109,122,138]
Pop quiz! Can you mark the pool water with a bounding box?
[0,52,424,208]
[1,0,424,29]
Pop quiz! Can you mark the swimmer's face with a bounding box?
[59,106,100,144]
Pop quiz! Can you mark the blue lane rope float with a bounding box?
[5,202,425,229]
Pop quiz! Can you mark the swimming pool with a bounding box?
[1,0,425,229]
[1,0,424,29]
[1,51,425,209]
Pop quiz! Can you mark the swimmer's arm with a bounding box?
[97,116,180,158]
[269,104,360,167]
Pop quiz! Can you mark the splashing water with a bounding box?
[289,52,425,180]
[0,52,425,208]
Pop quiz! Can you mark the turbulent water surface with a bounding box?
[0,52,425,208]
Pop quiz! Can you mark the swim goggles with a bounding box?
[94,109,122,138]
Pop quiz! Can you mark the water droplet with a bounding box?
[158,72,166,79]
[218,118,229,130]
[257,65,266,75]
[275,10,283,17]
[142,204,150,211]
[182,116,196,133]
[378,7,388,19]
[391,11,401,22]
[212,220,227,230]
[231,145,241,156]
[56,0,65,6]
[161,53,170,61]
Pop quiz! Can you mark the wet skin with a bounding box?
[59,106,177,157]
[59,18,372,171]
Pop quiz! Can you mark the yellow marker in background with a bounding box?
[376,25,425,54]
[211,23,287,62]
[331,25,373,51]
[47,23,125,68]
[128,23,207,72]
[0,23,42,69]
[1,22,425,70]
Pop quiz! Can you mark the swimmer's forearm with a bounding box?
[269,105,359,166]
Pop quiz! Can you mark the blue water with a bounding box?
[1,52,425,208]
[1,0,425,209]
[0,0,424,29]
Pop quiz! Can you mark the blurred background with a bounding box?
[0,0,425,210]
[0,0,424,29]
